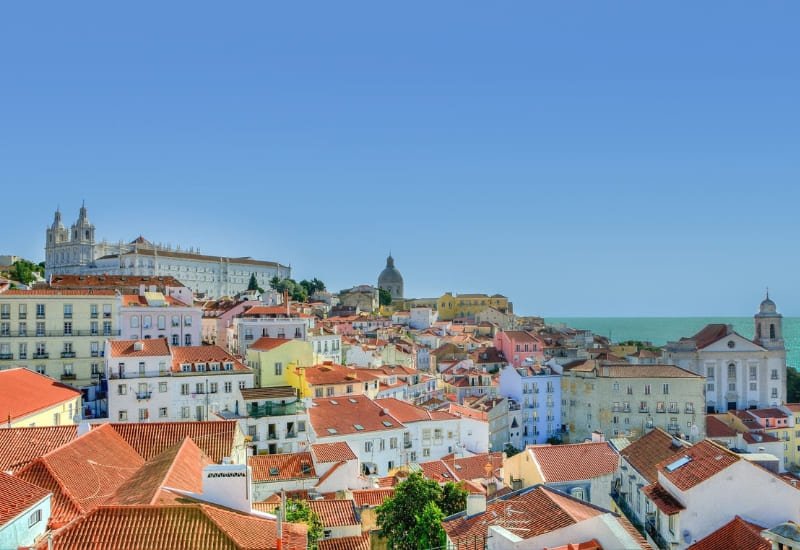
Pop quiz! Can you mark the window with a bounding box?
[315,388,323,397]
[172,316,180,327]
[138,408,149,421]
[172,334,179,346]
[118,385,127,395]
[59,321,71,335]
[772,369,780,381]
[18,322,26,336]
[772,388,779,398]
[131,317,140,328]
[326,387,334,397]
[365,441,373,452]
[388,460,395,470]
[181,407,190,419]
[19,343,27,359]
[103,321,112,335]
[662,383,669,395]
[159,407,168,418]
[239,380,246,390]
[612,382,620,392]
[224,382,232,393]
[119,410,128,421]
[159,382,168,393]
[570,487,585,501]
[181,383,190,395]
[90,304,98,318]
[423,448,431,457]
[185,334,192,346]
[644,384,651,395]
[185,316,192,326]
[103,304,112,318]
[35,364,45,374]
[91,363,101,375]
[390,437,398,449]
[728,382,736,392]
[28,509,42,527]
[36,304,45,318]
[728,363,736,379]
[749,366,757,381]
[298,421,306,432]
[707,366,715,379]
[346,384,353,394]
[91,321,99,335]
[142,316,152,329]
[195,383,205,394]
[750,382,757,391]
[275,362,283,376]
[157,315,166,330]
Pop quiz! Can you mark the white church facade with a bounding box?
[663,294,786,412]
[45,205,290,298]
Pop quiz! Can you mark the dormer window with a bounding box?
[182,364,191,372]
[197,363,205,372]
[224,362,233,370]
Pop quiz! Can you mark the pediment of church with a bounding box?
[700,331,765,353]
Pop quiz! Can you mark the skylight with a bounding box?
[382,421,393,427]
[269,467,279,476]
[330,400,339,405]
[348,398,357,403]
[327,428,338,434]
[665,456,692,472]
[354,424,364,431]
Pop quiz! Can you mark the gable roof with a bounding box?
[0,470,50,528]
[705,416,738,439]
[527,442,619,482]
[0,368,81,423]
[108,437,211,505]
[308,395,402,437]
[249,453,316,482]
[0,425,78,474]
[687,516,770,550]
[317,534,370,550]
[105,420,239,462]
[108,339,171,358]
[443,486,605,545]
[351,488,395,508]
[655,440,740,491]
[620,428,686,483]
[374,397,457,423]
[250,337,295,352]
[310,442,357,464]
[308,499,359,527]
[41,504,307,550]
[17,424,144,527]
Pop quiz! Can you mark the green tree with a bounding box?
[269,276,283,291]
[277,499,323,549]
[503,443,522,457]
[8,259,42,285]
[439,481,468,516]
[409,501,446,550]
[376,472,444,550]
[247,273,264,293]
[299,278,327,297]
[788,367,800,402]
[378,288,393,307]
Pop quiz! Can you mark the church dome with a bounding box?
[378,255,404,300]
[759,292,777,314]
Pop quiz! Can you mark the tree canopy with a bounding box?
[247,273,264,293]
[376,472,467,550]
[276,498,323,549]
[5,259,44,285]
[378,288,393,306]
[267,277,326,303]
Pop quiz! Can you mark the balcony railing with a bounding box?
[0,353,12,360]
[60,373,77,381]
[404,441,412,449]
[33,352,49,359]
[685,406,694,414]
[286,431,298,439]
[645,517,671,550]
[667,423,680,432]
[0,329,120,338]
[639,406,649,413]
[247,401,306,418]
[610,490,644,536]
[668,406,679,414]
[267,433,278,440]
[136,392,152,400]
[61,351,77,358]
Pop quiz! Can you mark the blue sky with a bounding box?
[1,2,798,316]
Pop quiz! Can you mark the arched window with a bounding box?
[728,363,736,379]
[770,324,776,339]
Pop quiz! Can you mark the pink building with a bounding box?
[493,330,544,367]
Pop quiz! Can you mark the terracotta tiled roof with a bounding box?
[317,533,371,550]
[443,486,604,546]
[17,424,144,527]
[705,416,737,439]
[241,386,298,400]
[120,294,188,307]
[527,443,618,482]
[600,364,702,378]
[249,453,316,482]
[44,274,187,291]
[41,504,307,550]
[105,420,239,462]
[0,425,78,474]
[417,460,457,482]
[308,499,359,527]
[620,428,686,483]
[301,364,378,386]
[687,516,769,550]
[171,345,250,372]
[748,408,788,419]
[443,452,504,482]
[2,289,116,296]
[501,331,541,343]
[0,368,81,423]
[0,470,50,528]
[690,324,733,350]
[108,338,171,358]
[742,431,781,444]
[374,397,457,423]
[308,395,402,437]
[642,483,684,515]
[547,541,602,550]
[351,488,394,508]
[311,442,358,463]
[655,440,740,491]
[250,337,295,351]
[108,437,211,505]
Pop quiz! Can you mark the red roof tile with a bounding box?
[2,289,116,296]
[250,337,295,351]
[0,425,78,474]
[642,483,684,515]
[308,499,359,527]
[108,437,211,505]
[300,364,378,386]
[443,452,504,482]
[374,397,457,423]
[44,274,187,291]
[105,420,239,463]
[687,516,769,550]
[171,345,250,372]
[619,428,686,483]
[249,453,316,482]
[705,416,737,439]
[747,408,788,419]
[108,339,171,358]
[311,442,357,463]
[17,424,144,527]
[317,533,371,550]
[655,440,740,491]
[0,368,81,423]
[42,504,307,550]
[443,486,604,546]
[309,395,402,437]
[0,470,50,528]
[528,443,619,482]
[351,488,395,508]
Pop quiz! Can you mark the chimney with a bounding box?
[200,463,252,513]
[466,494,486,516]
[133,341,144,352]
[591,431,605,443]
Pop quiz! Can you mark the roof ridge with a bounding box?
[152,436,204,505]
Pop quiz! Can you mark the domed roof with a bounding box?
[378,255,403,285]
[757,291,779,316]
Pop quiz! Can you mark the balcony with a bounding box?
[3,329,121,338]
[622,406,631,413]
[639,406,649,413]
[286,431,298,439]
[60,373,77,381]
[685,406,694,414]
[645,517,671,550]
[0,353,12,360]
[61,351,76,358]
[247,401,306,418]
[33,352,49,359]
[136,391,152,400]
[267,433,278,440]
[404,441,412,449]
[668,406,679,414]
[667,423,680,432]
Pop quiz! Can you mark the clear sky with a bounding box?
[1,2,798,317]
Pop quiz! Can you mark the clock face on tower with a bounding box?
[727,340,735,349]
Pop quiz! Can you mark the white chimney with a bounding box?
[133,341,144,352]
[200,464,252,513]
[466,494,486,516]
[591,431,605,443]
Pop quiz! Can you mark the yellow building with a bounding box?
[288,362,380,399]
[0,367,82,426]
[245,337,314,387]
[436,293,511,321]
[0,289,119,388]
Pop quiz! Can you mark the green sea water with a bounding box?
[547,317,800,368]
